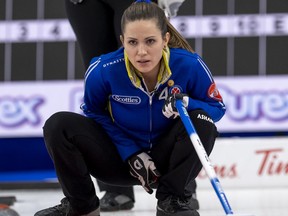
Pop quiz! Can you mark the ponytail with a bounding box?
[167,19,194,53]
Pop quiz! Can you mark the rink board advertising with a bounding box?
[1,77,288,187]
[1,76,288,137]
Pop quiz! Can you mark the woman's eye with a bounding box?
[128,40,137,46]
[146,39,155,45]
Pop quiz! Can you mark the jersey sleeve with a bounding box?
[186,56,226,122]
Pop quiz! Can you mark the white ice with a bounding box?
[1,185,287,216]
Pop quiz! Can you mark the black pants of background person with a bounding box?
[65,0,158,205]
[65,0,158,67]
[43,110,218,214]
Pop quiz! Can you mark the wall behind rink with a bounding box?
[0,76,288,187]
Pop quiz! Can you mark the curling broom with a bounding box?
[175,98,254,216]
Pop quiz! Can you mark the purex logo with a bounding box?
[112,95,141,105]
[218,85,288,121]
[0,96,44,127]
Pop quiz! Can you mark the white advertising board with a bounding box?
[0,80,83,137]
[0,75,287,137]
[215,75,288,133]
[0,79,287,188]
[196,137,288,188]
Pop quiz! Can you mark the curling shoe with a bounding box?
[100,192,134,211]
[190,192,200,210]
[0,204,19,216]
[156,196,200,216]
[34,197,100,216]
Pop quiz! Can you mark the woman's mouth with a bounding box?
[138,59,149,63]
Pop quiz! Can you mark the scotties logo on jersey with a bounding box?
[170,85,182,94]
[112,95,141,105]
[208,83,223,101]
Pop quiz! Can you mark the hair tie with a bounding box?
[135,0,151,3]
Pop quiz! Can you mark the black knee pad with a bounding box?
[43,112,70,133]
[188,110,219,155]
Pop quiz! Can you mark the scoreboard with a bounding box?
[0,0,288,81]
[0,0,84,82]
[177,0,288,77]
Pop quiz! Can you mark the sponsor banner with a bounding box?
[196,137,288,188]
[0,75,288,137]
[0,81,83,137]
[215,75,288,133]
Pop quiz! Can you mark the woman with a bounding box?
[35,1,225,215]
[65,0,196,212]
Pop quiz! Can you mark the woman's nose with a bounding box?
[137,44,147,55]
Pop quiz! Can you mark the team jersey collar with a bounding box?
[124,47,172,88]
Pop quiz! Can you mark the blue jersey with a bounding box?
[82,47,225,161]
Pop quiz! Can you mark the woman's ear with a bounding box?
[164,32,170,47]
[120,35,124,46]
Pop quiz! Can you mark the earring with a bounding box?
[163,45,167,51]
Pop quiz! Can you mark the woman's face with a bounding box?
[121,19,169,76]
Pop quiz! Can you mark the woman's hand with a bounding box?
[162,93,189,119]
[128,152,161,194]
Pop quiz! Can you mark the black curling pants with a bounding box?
[43,110,218,214]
